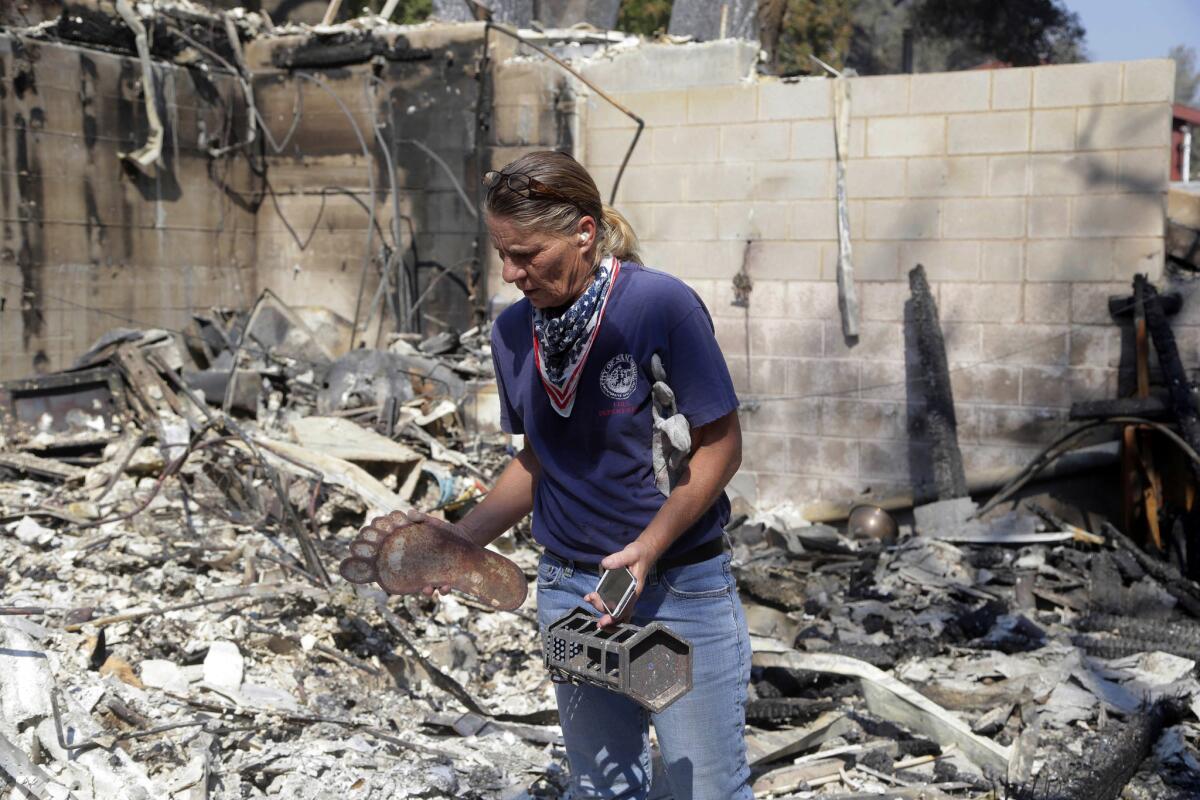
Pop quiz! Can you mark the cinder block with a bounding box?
[1033,62,1122,108]
[831,241,900,281]
[720,122,791,162]
[789,120,837,160]
[687,84,757,125]
[901,241,981,281]
[714,315,748,353]
[1027,196,1070,238]
[687,162,756,201]
[823,319,904,361]
[866,116,945,157]
[1068,325,1119,367]
[613,90,687,127]
[790,201,838,240]
[650,203,719,241]
[1020,365,1112,407]
[1118,148,1170,193]
[820,398,907,441]
[858,360,907,401]
[759,78,832,120]
[1022,283,1070,323]
[1077,104,1172,150]
[740,398,820,436]
[860,281,910,322]
[910,71,990,114]
[1110,237,1165,281]
[907,157,987,197]
[745,242,823,280]
[653,240,744,279]
[1122,59,1175,103]
[1031,109,1076,152]
[588,127,653,167]
[865,199,940,240]
[848,74,910,118]
[939,282,1022,323]
[1029,152,1120,195]
[729,278,787,318]
[783,280,840,316]
[790,436,859,477]
[942,198,1026,240]
[1026,239,1114,282]
[987,155,1030,196]
[749,318,824,358]
[1069,282,1129,324]
[1072,193,1164,238]
[740,432,790,471]
[947,111,1029,155]
[718,202,791,240]
[980,323,1069,368]
[756,473,823,506]
[754,161,832,200]
[991,68,1032,110]
[949,364,1021,405]
[858,440,910,480]
[652,126,720,164]
[846,159,906,198]
[611,164,689,203]
[785,358,859,398]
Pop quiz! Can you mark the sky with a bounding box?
[1065,0,1200,62]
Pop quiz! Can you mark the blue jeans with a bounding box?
[537,549,753,800]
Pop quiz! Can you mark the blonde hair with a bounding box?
[484,151,641,263]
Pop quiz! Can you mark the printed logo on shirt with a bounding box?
[600,353,638,400]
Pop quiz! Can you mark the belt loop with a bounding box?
[563,560,574,578]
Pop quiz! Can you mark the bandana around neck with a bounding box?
[532,256,621,417]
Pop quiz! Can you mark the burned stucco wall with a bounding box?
[246,25,492,342]
[0,33,257,380]
[575,49,1177,509]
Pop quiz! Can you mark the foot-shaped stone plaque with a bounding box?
[338,510,528,611]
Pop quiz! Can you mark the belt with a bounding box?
[549,536,726,573]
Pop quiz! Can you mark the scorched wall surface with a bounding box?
[0,33,257,380]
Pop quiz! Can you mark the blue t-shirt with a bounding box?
[490,262,739,563]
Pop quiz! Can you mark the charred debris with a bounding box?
[2,266,1200,797]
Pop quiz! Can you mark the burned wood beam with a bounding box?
[1137,275,1200,480]
[904,264,967,502]
[1011,702,1168,800]
[268,32,434,69]
[1069,396,1169,421]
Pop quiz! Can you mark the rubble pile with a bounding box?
[2,292,1200,798]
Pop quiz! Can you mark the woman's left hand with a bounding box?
[584,540,657,628]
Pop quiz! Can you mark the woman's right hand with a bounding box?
[397,507,464,598]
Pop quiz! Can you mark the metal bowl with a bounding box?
[847,504,898,544]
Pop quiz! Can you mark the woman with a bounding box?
[432,150,751,799]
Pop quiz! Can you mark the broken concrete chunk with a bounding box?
[203,641,244,689]
[140,659,190,694]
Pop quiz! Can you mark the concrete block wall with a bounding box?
[579,54,1177,508]
[0,34,257,380]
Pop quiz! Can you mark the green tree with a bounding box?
[770,0,854,76]
[617,0,673,36]
[1172,44,1200,106]
[908,0,1085,69]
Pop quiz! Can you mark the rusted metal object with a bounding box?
[339,511,527,611]
[847,504,898,544]
[543,607,693,713]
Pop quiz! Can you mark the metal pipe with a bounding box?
[1184,123,1193,182]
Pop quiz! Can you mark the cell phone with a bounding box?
[595,567,638,619]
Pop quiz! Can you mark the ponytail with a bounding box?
[599,204,642,264]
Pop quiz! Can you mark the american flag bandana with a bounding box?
[532,256,621,417]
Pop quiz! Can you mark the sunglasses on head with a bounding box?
[483,170,578,207]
